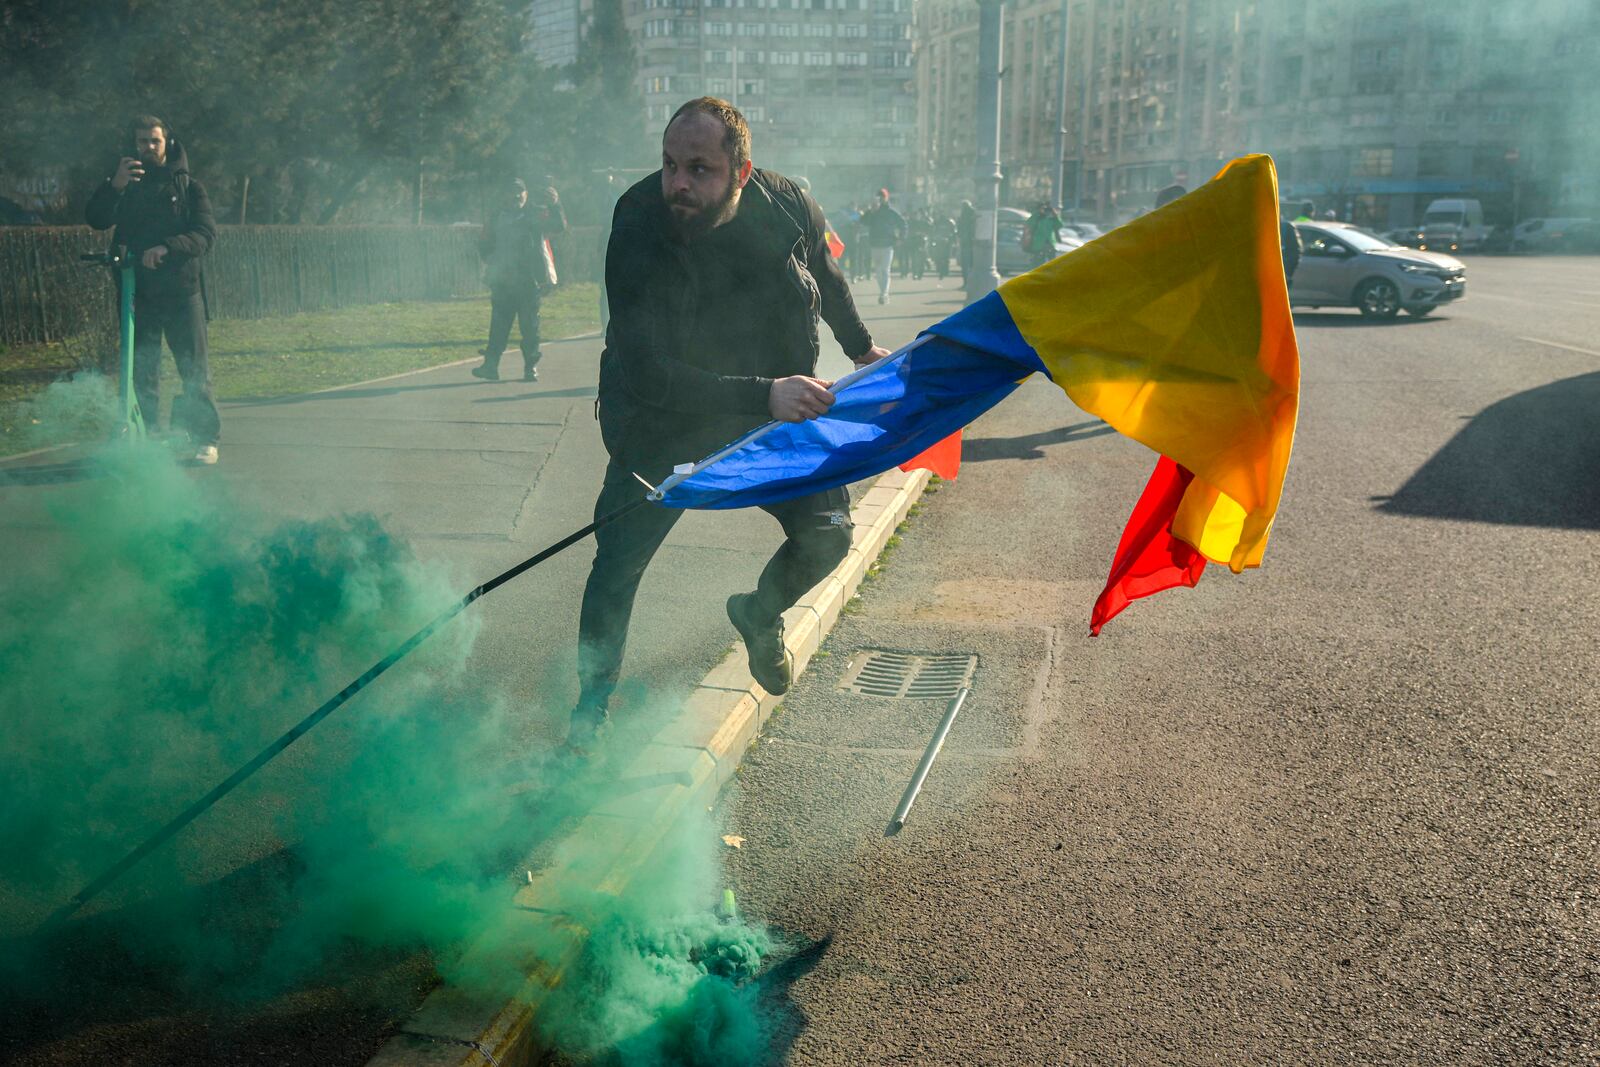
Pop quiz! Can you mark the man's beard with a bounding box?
[670,175,739,239]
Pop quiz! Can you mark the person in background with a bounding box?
[1025,200,1064,267]
[860,187,905,304]
[1154,184,1187,209]
[1281,215,1303,289]
[931,210,958,280]
[85,114,220,464]
[474,178,566,383]
[957,199,976,282]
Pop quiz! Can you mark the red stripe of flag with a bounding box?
[1090,456,1207,635]
[900,430,961,480]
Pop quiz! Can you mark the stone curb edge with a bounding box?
[366,466,932,1067]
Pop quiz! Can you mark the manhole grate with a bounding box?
[838,650,978,699]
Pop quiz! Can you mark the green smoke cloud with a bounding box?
[0,381,783,1063]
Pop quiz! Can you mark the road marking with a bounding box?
[1519,337,1600,357]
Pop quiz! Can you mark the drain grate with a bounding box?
[838,650,978,700]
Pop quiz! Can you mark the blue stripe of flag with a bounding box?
[659,292,1047,510]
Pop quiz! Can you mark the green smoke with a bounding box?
[0,379,782,1062]
[538,816,777,1066]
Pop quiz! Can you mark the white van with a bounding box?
[1421,198,1492,251]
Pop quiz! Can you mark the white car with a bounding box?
[1291,222,1466,319]
[1512,217,1593,252]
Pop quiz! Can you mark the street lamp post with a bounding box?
[1052,0,1071,213]
[968,0,1005,300]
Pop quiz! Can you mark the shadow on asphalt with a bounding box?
[227,378,491,406]
[1374,370,1600,529]
[224,340,479,358]
[963,419,1116,461]
[1292,311,1449,329]
[0,458,111,487]
[754,930,835,1059]
[1,847,436,1067]
[474,386,598,404]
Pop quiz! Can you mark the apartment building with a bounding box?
[529,0,589,71]
[915,0,1600,228]
[625,0,918,209]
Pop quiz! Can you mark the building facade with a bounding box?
[915,0,1600,228]
[620,0,918,211]
[529,0,589,71]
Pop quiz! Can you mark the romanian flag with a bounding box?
[657,155,1299,633]
[824,229,846,259]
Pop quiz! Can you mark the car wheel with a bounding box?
[1356,278,1401,319]
[1403,304,1434,318]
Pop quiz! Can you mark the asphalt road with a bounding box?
[725,258,1599,1064]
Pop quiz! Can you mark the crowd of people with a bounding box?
[836,193,976,303]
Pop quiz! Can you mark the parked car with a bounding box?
[1382,225,1426,249]
[1420,197,1492,252]
[1510,217,1594,252]
[1061,220,1106,242]
[995,207,1084,275]
[1290,221,1466,319]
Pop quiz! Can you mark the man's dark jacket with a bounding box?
[861,203,906,248]
[480,199,568,290]
[598,168,873,471]
[85,140,216,301]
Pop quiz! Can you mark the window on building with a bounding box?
[738,22,764,36]
[770,50,799,64]
[806,51,830,65]
[840,23,867,38]
[804,22,832,36]
[1351,42,1402,95]
[706,49,730,63]
[1352,147,1394,177]
[648,75,673,93]
[745,105,766,120]
[708,78,732,94]
[839,51,867,67]
[706,21,732,35]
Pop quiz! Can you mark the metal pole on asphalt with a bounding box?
[967,0,1005,300]
[886,687,970,836]
[1052,0,1071,213]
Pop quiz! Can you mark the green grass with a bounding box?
[1,284,600,455]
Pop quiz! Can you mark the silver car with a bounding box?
[1291,221,1466,319]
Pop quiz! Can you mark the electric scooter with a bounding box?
[79,245,146,441]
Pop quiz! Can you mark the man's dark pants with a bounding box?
[133,294,220,445]
[484,282,541,372]
[577,459,854,708]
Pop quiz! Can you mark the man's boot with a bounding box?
[726,593,792,695]
[562,697,610,760]
[522,349,541,383]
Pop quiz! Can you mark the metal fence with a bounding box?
[0,224,604,348]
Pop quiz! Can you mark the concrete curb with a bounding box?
[367,466,932,1067]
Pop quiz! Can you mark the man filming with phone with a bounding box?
[86,115,220,463]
